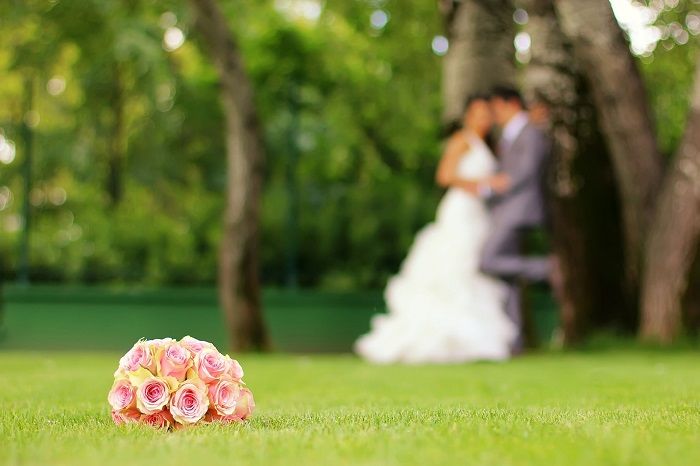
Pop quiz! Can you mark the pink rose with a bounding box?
[108,379,136,411]
[195,349,228,383]
[140,409,175,429]
[136,376,170,414]
[226,356,244,381]
[158,343,191,381]
[111,408,141,425]
[119,341,155,373]
[179,336,215,355]
[144,338,175,348]
[232,387,255,421]
[207,378,240,416]
[206,386,255,422]
[169,380,209,424]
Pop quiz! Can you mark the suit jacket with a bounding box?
[489,122,550,228]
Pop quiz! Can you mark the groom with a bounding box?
[458,87,552,354]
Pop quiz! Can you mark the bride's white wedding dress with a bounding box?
[355,133,516,364]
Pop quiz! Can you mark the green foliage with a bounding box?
[0,0,697,287]
[639,0,700,155]
[0,0,444,288]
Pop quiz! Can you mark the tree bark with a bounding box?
[682,253,700,337]
[439,0,516,125]
[522,0,589,343]
[555,0,664,307]
[189,0,270,351]
[640,57,700,343]
[522,0,633,340]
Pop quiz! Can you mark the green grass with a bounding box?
[2,350,699,466]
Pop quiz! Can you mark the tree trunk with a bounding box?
[682,253,700,337]
[522,0,629,342]
[189,0,270,351]
[439,0,516,125]
[555,0,664,311]
[521,0,589,343]
[640,57,700,343]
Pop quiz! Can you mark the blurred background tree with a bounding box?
[520,0,627,343]
[189,0,269,350]
[0,0,445,290]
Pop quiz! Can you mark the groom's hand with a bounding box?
[489,173,511,194]
[454,179,479,195]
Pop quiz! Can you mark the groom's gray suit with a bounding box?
[480,115,551,353]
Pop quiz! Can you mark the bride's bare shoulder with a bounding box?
[446,132,471,154]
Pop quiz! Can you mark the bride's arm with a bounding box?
[450,174,510,196]
[436,133,469,188]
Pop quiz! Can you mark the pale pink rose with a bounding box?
[136,376,170,414]
[119,341,155,373]
[158,343,191,381]
[111,408,141,425]
[108,379,136,411]
[225,356,244,381]
[207,386,255,422]
[144,338,175,348]
[232,387,255,421]
[169,380,209,424]
[207,378,240,416]
[195,348,228,383]
[179,336,215,355]
[140,409,175,429]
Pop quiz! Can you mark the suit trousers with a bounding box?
[480,223,551,353]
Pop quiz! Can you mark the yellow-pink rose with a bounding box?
[111,408,140,425]
[140,409,175,429]
[158,342,191,381]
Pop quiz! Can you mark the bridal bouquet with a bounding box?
[108,336,254,429]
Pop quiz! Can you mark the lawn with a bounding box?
[2,350,699,466]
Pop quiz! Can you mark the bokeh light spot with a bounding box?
[431,35,449,56]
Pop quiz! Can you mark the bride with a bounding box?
[355,95,516,364]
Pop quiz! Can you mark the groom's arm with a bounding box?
[488,128,549,200]
[507,130,548,196]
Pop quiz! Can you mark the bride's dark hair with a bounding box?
[442,93,496,152]
[463,92,491,113]
[464,93,497,153]
[442,93,491,137]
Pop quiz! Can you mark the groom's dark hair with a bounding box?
[490,86,525,108]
